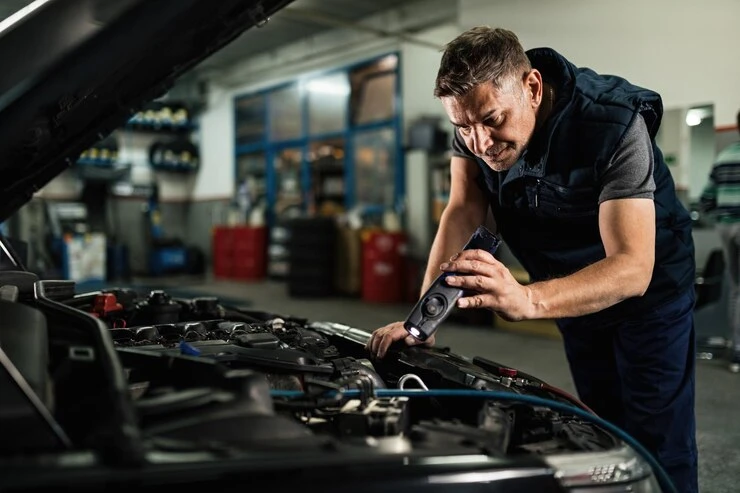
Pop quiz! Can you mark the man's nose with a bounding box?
[471,126,494,155]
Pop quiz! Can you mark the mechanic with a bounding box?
[366,26,698,492]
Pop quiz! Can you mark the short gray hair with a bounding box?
[434,26,531,98]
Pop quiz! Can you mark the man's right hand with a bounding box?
[365,321,436,359]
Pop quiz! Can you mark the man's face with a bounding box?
[441,75,541,172]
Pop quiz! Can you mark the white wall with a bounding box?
[459,0,740,128]
[35,169,82,200]
[191,85,235,200]
[401,23,462,141]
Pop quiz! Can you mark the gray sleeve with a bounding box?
[598,113,656,204]
[451,128,477,160]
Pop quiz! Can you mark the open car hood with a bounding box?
[0,0,293,222]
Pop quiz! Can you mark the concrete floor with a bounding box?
[149,276,739,492]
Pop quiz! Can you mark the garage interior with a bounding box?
[0,0,738,491]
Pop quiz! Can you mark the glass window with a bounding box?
[269,84,302,142]
[306,72,350,136]
[234,53,402,218]
[235,95,265,145]
[350,54,398,126]
[274,148,303,217]
[236,152,267,206]
[353,128,395,208]
[309,139,345,212]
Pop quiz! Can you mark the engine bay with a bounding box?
[29,284,616,461]
[0,274,668,493]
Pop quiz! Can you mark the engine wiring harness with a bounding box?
[270,386,677,493]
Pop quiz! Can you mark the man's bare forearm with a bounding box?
[421,206,482,295]
[525,252,652,320]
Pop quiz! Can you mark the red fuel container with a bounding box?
[361,230,407,303]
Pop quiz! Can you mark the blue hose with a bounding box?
[271,388,677,493]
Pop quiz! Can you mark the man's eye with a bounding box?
[487,115,504,126]
[459,126,471,135]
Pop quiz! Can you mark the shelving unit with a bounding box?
[274,148,303,217]
[120,101,201,176]
[71,101,202,277]
[310,140,346,214]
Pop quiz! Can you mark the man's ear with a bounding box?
[522,69,543,107]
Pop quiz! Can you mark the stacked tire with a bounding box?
[287,217,336,297]
[267,221,291,280]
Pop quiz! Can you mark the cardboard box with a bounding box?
[334,226,362,295]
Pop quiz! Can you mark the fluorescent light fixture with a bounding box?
[304,79,350,96]
[685,106,713,127]
[0,0,52,35]
[685,113,702,126]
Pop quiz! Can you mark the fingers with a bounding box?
[457,293,488,309]
[445,273,487,290]
[365,322,400,359]
[449,248,497,265]
[365,325,383,354]
[438,250,530,320]
[365,322,433,359]
[377,323,406,359]
[440,249,498,275]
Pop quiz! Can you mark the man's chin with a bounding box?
[480,149,521,172]
[483,157,516,172]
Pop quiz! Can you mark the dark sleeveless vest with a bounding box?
[473,48,695,325]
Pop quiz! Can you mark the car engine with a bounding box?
[0,278,663,492]
[67,287,619,457]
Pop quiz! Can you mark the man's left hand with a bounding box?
[441,249,534,321]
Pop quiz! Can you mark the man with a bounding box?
[700,110,740,373]
[367,27,697,491]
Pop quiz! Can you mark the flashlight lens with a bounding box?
[409,327,421,338]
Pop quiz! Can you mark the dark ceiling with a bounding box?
[0,0,421,70]
[194,0,433,71]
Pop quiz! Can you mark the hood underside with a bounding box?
[0,0,293,222]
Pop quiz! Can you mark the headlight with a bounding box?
[544,445,663,491]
